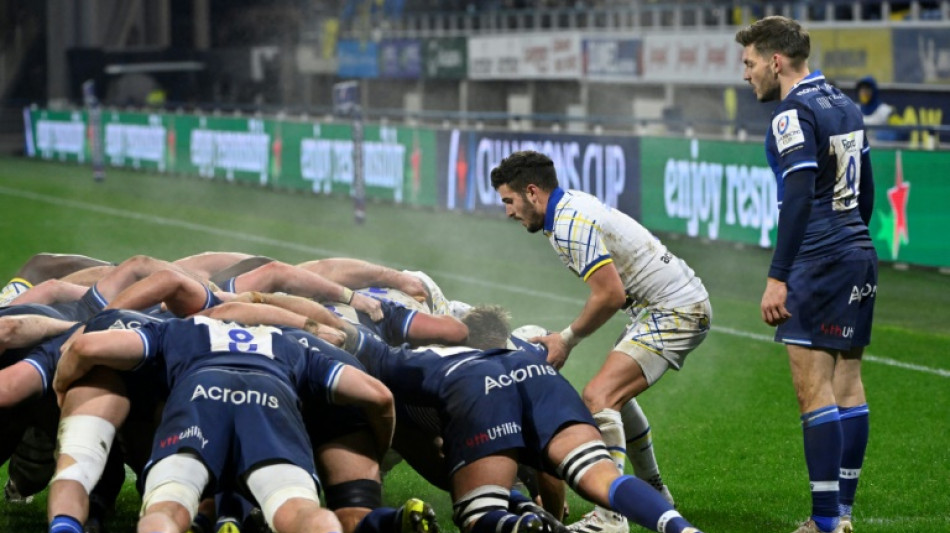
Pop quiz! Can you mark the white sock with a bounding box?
[591,409,627,522]
[620,398,663,488]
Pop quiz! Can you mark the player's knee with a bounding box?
[452,485,509,530]
[246,463,320,531]
[556,441,613,494]
[140,454,208,521]
[323,479,382,511]
[51,415,117,494]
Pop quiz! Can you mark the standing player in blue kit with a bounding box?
[736,15,877,533]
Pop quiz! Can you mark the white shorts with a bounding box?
[613,299,712,385]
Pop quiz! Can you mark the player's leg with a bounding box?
[138,453,211,533]
[48,367,130,532]
[316,430,383,533]
[574,350,654,532]
[245,463,341,533]
[545,423,702,533]
[788,345,842,533]
[833,348,866,531]
[450,452,542,533]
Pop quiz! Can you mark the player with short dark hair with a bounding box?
[736,15,876,533]
[491,150,712,533]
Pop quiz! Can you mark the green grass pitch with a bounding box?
[1,156,948,532]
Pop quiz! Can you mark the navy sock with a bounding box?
[608,475,695,532]
[49,515,83,533]
[191,512,213,533]
[354,507,400,533]
[508,489,532,510]
[472,510,527,533]
[838,404,869,517]
[801,405,842,532]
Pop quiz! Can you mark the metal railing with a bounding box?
[323,0,950,40]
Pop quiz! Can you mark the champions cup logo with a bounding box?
[777,116,790,135]
[445,130,628,211]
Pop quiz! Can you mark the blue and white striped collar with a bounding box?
[788,70,825,94]
[543,187,565,233]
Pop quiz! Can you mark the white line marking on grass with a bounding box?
[714,326,950,378]
[3,186,948,379]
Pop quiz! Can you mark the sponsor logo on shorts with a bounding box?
[465,421,522,448]
[159,425,209,449]
[848,283,877,305]
[820,323,853,338]
[190,384,280,409]
[484,364,556,394]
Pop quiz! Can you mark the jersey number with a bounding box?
[197,316,280,358]
[829,131,864,211]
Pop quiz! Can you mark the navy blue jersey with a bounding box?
[324,299,418,345]
[19,323,85,395]
[350,328,596,473]
[765,71,873,261]
[136,317,345,402]
[85,308,175,333]
[281,328,373,446]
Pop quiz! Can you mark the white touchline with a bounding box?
[3,185,948,379]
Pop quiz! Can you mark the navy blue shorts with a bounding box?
[442,359,596,475]
[776,247,878,350]
[146,368,317,488]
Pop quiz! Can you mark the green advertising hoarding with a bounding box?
[867,149,950,267]
[640,137,950,268]
[278,121,438,207]
[102,111,171,171]
[423,37,467,79]
[27,109,90,163]
[640,138,778,248]
[26,109,439,208]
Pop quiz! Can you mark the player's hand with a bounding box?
[400,276,429,304]
[351,293,384,322]
[314,324,346,347]
[761,278,791,326]
[535,332,572,370]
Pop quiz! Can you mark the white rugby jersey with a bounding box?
[543,188,707,311]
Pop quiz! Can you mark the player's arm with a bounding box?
[9,279,88,305]
[0,315,77,353]
[53,328,146,400]
[199,301,346,346]
[0,361,45,408]
[106,268,217,315]
[762,168,815,326]
[230,291,346,330]
[858,148,875,226]
[298,258,429,303]
[330,365,396,458]
[232,261,384,321]
[538,262,626,370]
